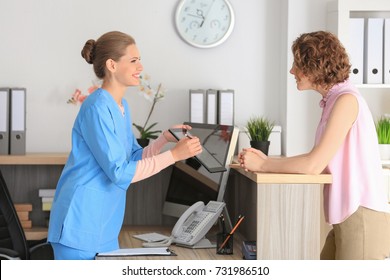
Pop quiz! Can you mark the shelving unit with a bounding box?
[327,0,390,49]
[0,153,68,239]
[327,0,390,93]
[327,0,390,118]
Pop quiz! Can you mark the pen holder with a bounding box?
[216,232,234,255]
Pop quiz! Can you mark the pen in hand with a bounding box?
[182,128,193,139]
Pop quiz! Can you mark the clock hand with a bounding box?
[200,1,216,28]
[187,13,203,19]
[196,9,206,27]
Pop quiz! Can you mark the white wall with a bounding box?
[283,0,331,156]
[0,0,333,154]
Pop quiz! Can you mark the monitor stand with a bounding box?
[176,238,216,249]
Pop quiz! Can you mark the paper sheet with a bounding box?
[97,247,174,257]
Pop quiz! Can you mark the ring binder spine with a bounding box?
[189,89,206,123]
[10,88,26,155]
[0,88,10,155]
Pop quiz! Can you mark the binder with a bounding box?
[365,18,384,84]
[349,18,364,84]
[9,88,26,155]
[217,90,234,125]
[189,89,206,123]
[385,19,390,84]
[0,88,10,155]
[206,89,218,124]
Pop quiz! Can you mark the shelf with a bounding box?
[0,153,68,165]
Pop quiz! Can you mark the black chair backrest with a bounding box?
[0,169,29,259]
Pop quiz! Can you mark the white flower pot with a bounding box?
[378,144,390,160]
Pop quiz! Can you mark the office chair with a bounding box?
[0,169,54,260]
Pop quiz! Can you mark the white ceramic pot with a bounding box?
[378,144,390,160]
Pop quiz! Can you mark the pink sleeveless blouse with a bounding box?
[315,80,390,224]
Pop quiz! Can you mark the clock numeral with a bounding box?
[190,21,200,29]
[210,20,220,29]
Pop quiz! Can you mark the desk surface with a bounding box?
[0,153,68,165]
[96,226,245,260]
[230,164,332,184]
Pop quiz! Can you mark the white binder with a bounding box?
[385,18,390,84]
[206,89,218,124]
[349,18,364,84]
[365,18,384,84]
[189,89,206,123]
[0,88,10,155]
[217,90,234,125]
[10,88,26,155]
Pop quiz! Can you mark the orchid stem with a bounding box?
[141,83,162,134]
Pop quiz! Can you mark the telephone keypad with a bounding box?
[173,201,225,246]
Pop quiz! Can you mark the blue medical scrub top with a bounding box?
[48,88,143,252]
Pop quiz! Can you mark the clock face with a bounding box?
[175,0,235,48]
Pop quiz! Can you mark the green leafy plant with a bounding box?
[376,116,390,144]
[245,116,274,142]
[133,74,165,140]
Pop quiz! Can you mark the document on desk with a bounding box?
[133,232,170,242]
[97,247,176,257]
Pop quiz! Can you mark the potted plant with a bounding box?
[133,74,165,147]
[245,116,274,155]
[376,116,390,160]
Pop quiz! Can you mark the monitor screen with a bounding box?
[168,128,227,173]
[163,123,239,218]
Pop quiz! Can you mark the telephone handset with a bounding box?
[171,201,205,239]
[142,201,225,248]
[171,200,225,247]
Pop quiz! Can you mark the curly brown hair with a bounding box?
[291,31,351,90]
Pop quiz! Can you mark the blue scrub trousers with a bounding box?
[51,242,96,260]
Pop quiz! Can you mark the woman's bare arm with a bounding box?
[240,94,358,174]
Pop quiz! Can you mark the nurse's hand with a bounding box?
[171,137,202,162]
[163,124,193,143]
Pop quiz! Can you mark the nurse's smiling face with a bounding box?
[111,44,144,87]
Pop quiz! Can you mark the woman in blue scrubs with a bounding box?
[47,31,202,259]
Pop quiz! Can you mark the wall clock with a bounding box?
[175,0,235,48]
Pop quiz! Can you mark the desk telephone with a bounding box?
[143,201,225,248]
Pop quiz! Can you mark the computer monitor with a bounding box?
[162,122,239,218]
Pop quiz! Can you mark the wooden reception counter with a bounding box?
[229,164,332,260]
